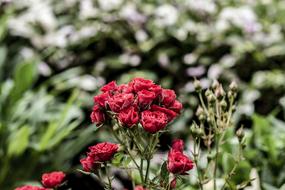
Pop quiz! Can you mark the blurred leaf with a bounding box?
[0,46,7,80]
[222,153,235,174]
[7,126,30,157]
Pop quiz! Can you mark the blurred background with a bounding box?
[0,0,285,189]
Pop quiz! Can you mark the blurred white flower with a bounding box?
[216,6,261,34]
[186,0,217,14]
[44,25,74,47]
[208,64,222,79]
[98,0,123,11]
[120,3,146,23]
[38,62,52,76]
[186,66,205,77]
[135,30,148,42]
[129,55,141,66]
[155,4,178,27]
[79,0,97,19]
[183,53,197,65]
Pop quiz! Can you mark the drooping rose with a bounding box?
[88,142,119,162]
[118,106,139,127]
[151,105,177,122]
[93,92,110,108]
[41,171,66,188]
[130,78,154,92]
[137,90,156,108]
[167,150,194,174]
[169,100,183,113]
[90,105,105,125]
[100,81,117,93]
[140,110,168,133]
[80,156,98,172]
[171,139,184,152]
[15,186,48,190]
[161,89,176,106]
[108,93,134,112]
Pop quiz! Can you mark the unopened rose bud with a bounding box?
[194,80,202,93]
[205,89,211,97]
[229,81,238,92]
[236,127,244,142]
[215,85,225,100]
[207,93,216,105]
[212,80,219,90]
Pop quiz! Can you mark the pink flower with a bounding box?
[93,92,110,108]
[90,105,105,125]
[118,106,139,127]
[140,110,168,133]
[41,171,66,188]
[15,186,47,190]
[108,93,134,112]
[80,156,98,172]
[134,185,148,190]
[171,139,184,152]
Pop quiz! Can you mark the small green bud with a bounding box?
[220,100,227,110]
[194,80,202,92]
[215,85,225,100]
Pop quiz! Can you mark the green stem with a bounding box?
[144,159,150,185]
[104,164,112,190]
[193,138,204,190]
[213,134,219,190]
[198,93,209,115]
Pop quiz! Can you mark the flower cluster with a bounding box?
[167,139,194,174]
[80,142,119,172]
[15,171,66,190]
[91,78,182,133]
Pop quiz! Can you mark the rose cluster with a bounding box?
[15,171,66,190]
[80,142,119,172]
[91,78,182,133]
[167,139,194,174]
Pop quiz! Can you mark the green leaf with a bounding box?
[222,153,236,173]
[7,126,30,157]
[160,161,169,186]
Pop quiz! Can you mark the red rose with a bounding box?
[140,110,168,133]
[169,100,183,113]
[80,156,98,172]
[15,186,47,190]
[41,171,66,188]
[172,139,184,152]
[93,92,110,108]
[90,105,105,125]
[100,81,117,93]
[161,89,176,106]
[118,106,139,127]
[137,90,156,108]
[89,142,119,162]
[134,185,148,190]
[148,84,162,97]
[130,78,154,92]
[108,93,134,112]
[151,105,177,122]
[117,84,133,93]
[167,150,194,174]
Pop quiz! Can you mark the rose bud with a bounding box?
[167,150,194,174]
[15,186,48,190]
[137,90,156,108]
[80,156,98,172]
[100,81,117,93]
[171,139,184,152]
[161,89,176,106]
[108,93,134,112]
[140,110,168,133]
[88,142,119,162]
[130,78,154,92]
[93,92,110,108]
[90,105,106,125]
[150,105,177,122]
[118,106,139,128]
[170,178,177,189]
[169,100,183,113]
[41,171,66,188]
